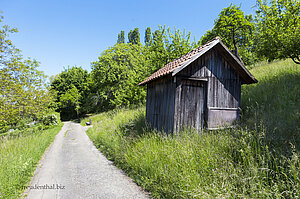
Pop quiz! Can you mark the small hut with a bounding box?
[139,37,257,133]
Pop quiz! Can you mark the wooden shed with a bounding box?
[139,37,257,133]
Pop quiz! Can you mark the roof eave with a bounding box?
[139,37,258,86]
[216,42,258,84]
[138,73,172,86]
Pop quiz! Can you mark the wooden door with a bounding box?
[179,79,206,131]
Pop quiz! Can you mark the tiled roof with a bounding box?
[138,37,221,85]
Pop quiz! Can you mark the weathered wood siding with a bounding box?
[145,46,243,133]
[176,48,241,129]
[145,76,176,133]
[177,48,241,107]
[173,79,206,132]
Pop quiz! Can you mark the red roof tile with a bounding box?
[139,37,221,85]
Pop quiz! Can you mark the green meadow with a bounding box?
[0,125,62,198]
[82,59,300,198]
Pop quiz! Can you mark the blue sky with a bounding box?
[1,0,257,77]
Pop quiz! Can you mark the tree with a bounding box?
[90,26,197,111]
[0,15,19,66]
[0,14,54,132]
[117,30,125,44]
[201,5,256,65]
[148,26,196,72]
[59,85,81,119]
[145,27,152,47]
[91,43,151,109]
[152,29,164,49]
[128,28,140,45]
[148,28,167,72]
[255,0,300,64]
[50,66,91,120]
[1,59,53,129]
[164,27,196,63]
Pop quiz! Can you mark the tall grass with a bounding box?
[242,59,300,150]
[85,59,300,198]
[86,107,299,198]
[0,124,62,199]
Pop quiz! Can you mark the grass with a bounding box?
[0,124,62,199]
[84,59,300,198]
[242,59,300,151]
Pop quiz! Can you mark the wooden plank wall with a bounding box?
[177,48,241,109]
[146,47,242,133]
[145,76,176,133]
[173,79,206,133]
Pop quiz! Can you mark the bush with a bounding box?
[42,113,59,126]
[0,124,11,134]
[15,118,33,130]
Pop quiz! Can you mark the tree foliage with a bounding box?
[50,67,91,120]
[201,5,257,65]
[0,15,19,65]
[164,27,196,63]
[148,29,167,73]
[0,15,54,132]
[91,26,197,111]
[91,43,151,110]
[0,59,53,130]
[148,26,196,73]
[128,28,141,45]
[60,85,81,118]
[255,0,300,64]
[145,27,152,47]
[117,30,125,44]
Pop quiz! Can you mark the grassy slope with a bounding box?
[84,59,300,198]
[0,124,62,199]
[242,60,300,150]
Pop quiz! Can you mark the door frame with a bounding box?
[179,77,208,130]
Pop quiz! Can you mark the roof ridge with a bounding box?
[138,37,222,86]
[169,36,221,63]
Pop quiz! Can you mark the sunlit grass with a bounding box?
[242,59,300,149]
[85,59,300,198]
[86,107,299,198]
[0,124,62,199]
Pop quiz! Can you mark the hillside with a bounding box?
[83,59,300,198]
[242,60,300,151]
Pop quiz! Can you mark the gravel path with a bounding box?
[25,122,149,199]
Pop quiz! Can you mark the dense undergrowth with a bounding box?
[0,124,62,198]
[83,59,300,198]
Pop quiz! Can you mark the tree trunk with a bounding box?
[232,29,239,59]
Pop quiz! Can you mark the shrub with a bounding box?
[42,114,59,126]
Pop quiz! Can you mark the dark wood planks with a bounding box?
[145,76,175,133]
[174,79,206,132]
[177,49,241,109]
[175,48,241,130]
[145,46,243,133]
